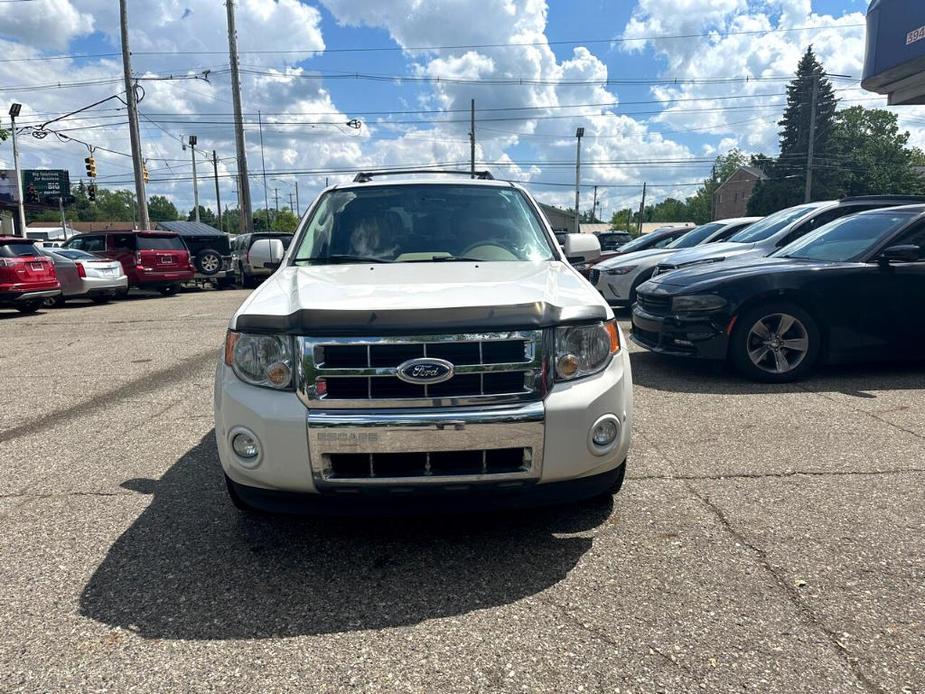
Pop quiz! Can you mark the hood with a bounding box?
[234,261,610,334]
[659,241,759,268]
[595,246,678,269]
[643,256,836,294]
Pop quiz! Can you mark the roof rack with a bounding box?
[352,169,494,183]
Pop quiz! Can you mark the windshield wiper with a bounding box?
[403,256,486,263]
[294,255,393,265]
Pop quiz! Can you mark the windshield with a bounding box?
[615,232,663,254]
[775,211,914,262]
[293,184,554,264]
[727,204,819,243]
[668,222,725,249]
[138,236,185,251]
[0,242,39,257]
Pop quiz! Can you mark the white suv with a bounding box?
[214,171,633,513]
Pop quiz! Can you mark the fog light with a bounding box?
[232,431,260,461]
[588,415,621,455]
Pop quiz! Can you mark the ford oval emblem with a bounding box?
[396,357,455,385]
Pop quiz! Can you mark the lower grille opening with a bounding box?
[327,448,529,479]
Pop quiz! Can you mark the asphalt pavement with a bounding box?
[1,290,922,693]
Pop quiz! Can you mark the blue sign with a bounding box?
[862,0,925,104]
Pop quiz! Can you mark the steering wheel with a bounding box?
[459,239,520,260]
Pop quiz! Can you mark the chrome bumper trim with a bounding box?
[306,401,545,487]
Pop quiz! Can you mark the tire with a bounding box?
[224,474,262,514]
[91,296,110,305]
[242,272,257,289]
[195,248,222,276]
[158,284,179,297]
[216,276,236,290]
[729,301,820,382]
[16,299,42,314]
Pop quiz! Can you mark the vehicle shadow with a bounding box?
[630,350,925,398]
[80,432,612,640]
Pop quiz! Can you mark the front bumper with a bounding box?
[214,344,633,505]
[630,305,729,359]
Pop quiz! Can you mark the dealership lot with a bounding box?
[1,291,922,693]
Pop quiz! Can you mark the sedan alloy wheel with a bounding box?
[746,312,810,374]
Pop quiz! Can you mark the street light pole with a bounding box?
[212,150,222,232]
[189,135,200,222]
[9,104,26,236]
[574,127,584,234]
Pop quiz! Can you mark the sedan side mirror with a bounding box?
[880,244,921,264]
[563,233,601,264]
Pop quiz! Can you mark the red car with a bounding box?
[0,236,60,313]
[64,230,195,295]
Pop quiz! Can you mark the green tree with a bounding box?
[749,46,840,214]
[149,195,180,222]
[94,188,136,221]
[272,208,299,232]
[831,106,925,196]
[221,207,241,235]
[609,208,634,233]
[187,205,217,225]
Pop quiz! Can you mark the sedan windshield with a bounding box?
[667,222,726,249]
[293,184,554,264]
[775,211,915,262]
[615,232,671,253]
[727,204,819,243]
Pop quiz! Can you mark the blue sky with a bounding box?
[0,0,921,220]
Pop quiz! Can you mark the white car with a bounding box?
[214,171,633,513]
[591,217,759,307]
[38,247,128,305]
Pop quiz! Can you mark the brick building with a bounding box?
[712,166,767,219]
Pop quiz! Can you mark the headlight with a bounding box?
[671,294,727,312]
[555,321,620,381]
[224,331,293,389]
[604,265,637,275]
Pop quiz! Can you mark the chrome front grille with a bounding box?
[297,331,548,409]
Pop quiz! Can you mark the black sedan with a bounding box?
[631,205,925,381]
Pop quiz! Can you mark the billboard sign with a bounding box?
[23,169,70,204]
[0,170,19,204]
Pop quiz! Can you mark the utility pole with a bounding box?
[469,98,475,178]
[189,135,200,222]
[8,104,26,236]
[273,187,279,213]
[225,0,253,233]
[574,127,584,233]
[119,0,149,230]
[212,150,222,232]
[257,110,270,229]
[804,74,819,203]
[288,191,294,212]
[295,180,300,217]
[591,185,598,223]
[637,182,647,235]
[58,196,68,239]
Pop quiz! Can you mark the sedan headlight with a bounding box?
[604,265,637,275]
[224,331,293,389]
[555,321,620,381]
[671,294,727,313]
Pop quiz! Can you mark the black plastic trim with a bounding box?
[234,302,608,335]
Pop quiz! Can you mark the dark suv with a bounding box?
[64,230,194,295]
[157,221,234,289]
[231,232,293,288]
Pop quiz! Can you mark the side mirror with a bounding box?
[249,238,286,270]
[880,244,920,264]
[563,233,601,263]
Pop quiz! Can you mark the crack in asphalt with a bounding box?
[798,385,925,443]
[0,347,218,445]
[628,467,925,482]
[686,484,887,694]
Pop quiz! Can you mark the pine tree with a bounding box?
[749,46,841,214]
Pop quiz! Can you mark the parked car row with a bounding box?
[586,195,925,382]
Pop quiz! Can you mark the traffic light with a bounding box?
[87,184,96,202]
[84,156,96,178]
[143,164,149,183]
